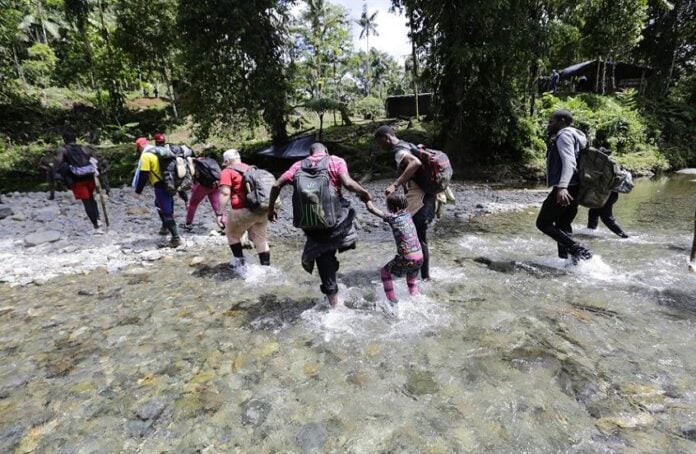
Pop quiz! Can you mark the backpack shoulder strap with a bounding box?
[231,163,248,175]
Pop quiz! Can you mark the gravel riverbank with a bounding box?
[0,181,547,287]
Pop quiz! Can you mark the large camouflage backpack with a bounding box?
[577,146,623,209]
[292,156,342,231]
[151,144,194,195]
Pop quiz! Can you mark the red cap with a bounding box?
[135,137,148,152]
[153,132,166,143]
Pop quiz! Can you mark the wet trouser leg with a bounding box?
[99,173,111,195]
[587,208,600,230]
[412,194,435,279]
[316,250,339,296]
[81,197,100,228]
[380,266,396,301]
[536,186,580,258]
[186,183,207,224]
[155,184,179,240]
[598,192,626,237]
[46,170,55,200]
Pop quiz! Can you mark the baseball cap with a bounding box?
[223,149,241,162]
[135,137,148,152]
[153,132,166,143]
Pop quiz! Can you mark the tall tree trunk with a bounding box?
[365,34,370,95]
[529,62,539,116]
[12,45,26,84]
[410,10,419,119]
[161,61,178,118]
[594,57,601,93]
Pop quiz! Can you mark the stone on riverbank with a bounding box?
[24,230,61,247]
[296,423,328,453]
[241,399,271,427]
[0,206,12,219]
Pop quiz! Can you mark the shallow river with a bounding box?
[1,175,695,453]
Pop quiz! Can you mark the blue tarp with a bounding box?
[256,134,316,159]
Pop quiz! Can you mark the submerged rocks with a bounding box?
[405,370,439,396]
[296,423,328,453]
[241,399,271,427]
[24,230,61,247]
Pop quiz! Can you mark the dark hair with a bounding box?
[374,125,396,139]
[386,193,408,212]
[62,129,76,144]
[551,109,573,125]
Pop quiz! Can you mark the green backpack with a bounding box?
[577,147,623,209]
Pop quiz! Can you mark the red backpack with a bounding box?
[408,144,453,194]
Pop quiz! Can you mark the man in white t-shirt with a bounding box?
[375,125,436,280]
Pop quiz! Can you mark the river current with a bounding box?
[1,175,695,452]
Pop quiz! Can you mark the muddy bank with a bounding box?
[0,181,547,287]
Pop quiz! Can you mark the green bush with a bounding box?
[353,96,384,120]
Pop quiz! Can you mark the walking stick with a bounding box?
[94,174,110,228]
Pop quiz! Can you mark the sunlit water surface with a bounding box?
[1,175,695,452]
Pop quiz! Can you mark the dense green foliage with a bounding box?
[0,0,694,192]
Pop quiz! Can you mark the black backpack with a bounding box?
[64,144,96,178]
[194,158,221,187]
[231,164,277,212]
[292,156,342,231]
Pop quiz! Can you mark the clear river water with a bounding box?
[1,174,695,453]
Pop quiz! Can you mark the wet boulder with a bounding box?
[0,206,12,219]
[24,230,61,247]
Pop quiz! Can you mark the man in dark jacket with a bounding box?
[536,110,592,263]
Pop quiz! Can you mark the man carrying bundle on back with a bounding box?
[374,125,453,280]
[536,110,593,264]
[54,129,103,233]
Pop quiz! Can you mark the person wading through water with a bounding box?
[536,109,592,263]
[54,129,103,233]
[267,142,372,308]
[217,149,272,273]
[133,137,182,247]
[374,125,436,280]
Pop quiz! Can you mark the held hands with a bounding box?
[556,188,573,206]
[267,209,278,222]
[359,190,372,203]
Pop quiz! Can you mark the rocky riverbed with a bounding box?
[0,181,546,287]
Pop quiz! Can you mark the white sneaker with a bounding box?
[377,299,398,317]
[93,227,105,235]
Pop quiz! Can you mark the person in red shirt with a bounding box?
[267,142,372,308]
[218,149,270,272]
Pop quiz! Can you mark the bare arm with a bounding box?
[386,152,421,196]
[394,152,422,188]
[219,185,231,213]
[339,173,371,202]
[365,201,386,219]
[267,178,289,221]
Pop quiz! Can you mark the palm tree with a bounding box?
[356,3,378,95]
